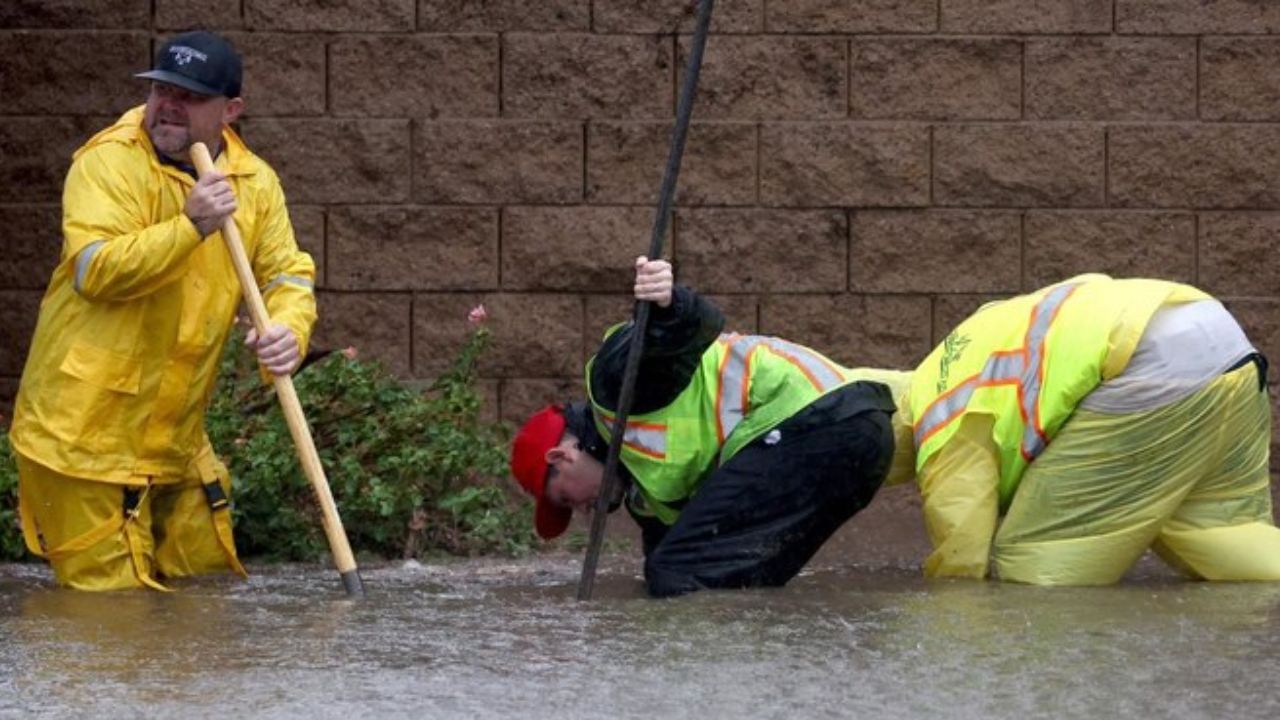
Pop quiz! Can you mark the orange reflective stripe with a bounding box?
[914,283,1079,461]
[596,410,667,460]
[763,338,847,392]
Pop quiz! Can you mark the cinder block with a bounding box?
[414,293,584,378]
[587,122,755,206]
[238,118,410,203]
[0,377,18,418]
[931,294,1010,345]
[1199,213,1280,297]
[766,0,936,33]
[503,34,673,119]
[227,33,325,117]
[760,123,929,207]
[0,291,43,376]
[704,294,760,335]
[156,0,243,29]
[935,124,1105,207]
[582,294,633,364]
[3,0,148,28]
[1117,0,1280,34]
[331,35,498,118]
[500,378,587,425]
[1026,37,1196,120]
[419,0,589,31]
[1202,38,1280,121]
[313,291,412,376]
[289,205,325,289]
[1110,125,1280,209]
[0,206,61,291]
[852,210,1021,293]
[761,294,933,370]
[680,35,846,120]
[941,0,1112,33]
[1025,211,1195,287]
[0,117,104,203]
[246,0,413,31]
[501,207,655,291]
[328,207,498,291]
[594,0,763,33]
[415,121,582,204]
[851,39,1020,121]
[675,208,848,293]
[1,32,148,115]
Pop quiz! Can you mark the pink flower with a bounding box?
[341,346,359,360]
[467,303,488,325]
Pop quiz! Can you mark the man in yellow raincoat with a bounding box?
[7,31,316,590]
[908,274,1280,585]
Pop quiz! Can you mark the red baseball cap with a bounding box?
[510,404,573,539]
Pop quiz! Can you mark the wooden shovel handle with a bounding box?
[190,142,364,597]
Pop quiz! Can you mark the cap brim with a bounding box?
[135,70,221,97]
[534,496,572,540]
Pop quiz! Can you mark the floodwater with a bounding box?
[2,550,1279,720]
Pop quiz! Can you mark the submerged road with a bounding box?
[2,550,1278,720]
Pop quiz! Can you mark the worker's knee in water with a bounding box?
[644,555,700,598]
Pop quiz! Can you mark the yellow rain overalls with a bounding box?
[8,106,316,591]
[908,275,1280,585]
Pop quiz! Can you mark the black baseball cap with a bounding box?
[136,31,242,98]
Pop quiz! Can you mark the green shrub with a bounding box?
[0,319,535,564]
[0,428,25,561]
[206,321,535,561]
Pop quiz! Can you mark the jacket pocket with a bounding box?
[59,342,142,395]
[50,342,143,452]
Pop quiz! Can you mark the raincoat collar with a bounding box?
[75,105,257,178]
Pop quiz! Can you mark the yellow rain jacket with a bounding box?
[9,106,316,486]
[908,275,1212,578]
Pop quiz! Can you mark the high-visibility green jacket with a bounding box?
[910,274,1209,510]
[9,106,316,484]
[588,316,888,525]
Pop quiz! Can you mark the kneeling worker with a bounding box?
[911,274,1280,584]
[510,257,912,597]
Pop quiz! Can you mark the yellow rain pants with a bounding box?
[994,361,1280,584]
[16,453,247,591]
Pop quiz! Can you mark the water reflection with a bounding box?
[2,559,1278,719]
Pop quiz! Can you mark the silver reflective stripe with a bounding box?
[1016,283,1076,459]
[764,337,847,391]
[914,283,1079,461]
[73,240,107,294]
[598,411,667,459]
[716,334,758,443]
[261,274,314,294]
[715,334,848,443]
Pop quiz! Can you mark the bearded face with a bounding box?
[142,81,240,161]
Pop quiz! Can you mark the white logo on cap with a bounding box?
[168,45,209,66]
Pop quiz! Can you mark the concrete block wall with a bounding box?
[2,1,1279,478]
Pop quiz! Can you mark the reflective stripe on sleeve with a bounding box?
[73,240,107,294]
[261,274,314,294]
